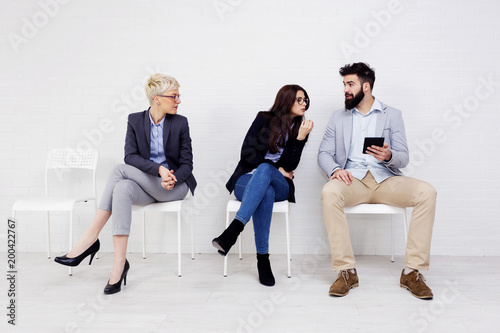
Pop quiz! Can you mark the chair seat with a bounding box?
[12,197,94,212]
[133,200,183,213]
[226,200,289,213]
[344,203,408,263]
[344,203,405,215]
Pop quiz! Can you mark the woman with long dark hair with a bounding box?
[212,85,313,286]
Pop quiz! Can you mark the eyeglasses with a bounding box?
[296,97,309,105]
[157,94,181,102]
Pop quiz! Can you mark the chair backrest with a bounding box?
[45,149,99,197]
[46,149,99,170]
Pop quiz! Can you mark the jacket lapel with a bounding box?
[163,114,172,151]
[144,109,151,147]
[375,103,388,136]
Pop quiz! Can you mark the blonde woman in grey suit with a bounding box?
[55,74,196,294]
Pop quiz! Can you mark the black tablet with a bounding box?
[362,137,384,154]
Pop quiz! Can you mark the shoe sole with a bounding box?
[400,284,433,299]
[329,283,359,297]
[212,240,227,256]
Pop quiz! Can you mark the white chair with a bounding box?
[343,204,408,262]
[133,196,193,277]
[12,149,98,275]
[223,199,291,278]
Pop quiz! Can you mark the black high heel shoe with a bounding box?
[104,259,130,295]
[54,239,100,267]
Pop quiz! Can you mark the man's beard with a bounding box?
[345,89,365,110]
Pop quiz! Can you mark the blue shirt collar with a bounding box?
[148,111,165,129]
[351,97,382,116]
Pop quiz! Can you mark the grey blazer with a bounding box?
[124,109,197,194]
[317,101,409,179]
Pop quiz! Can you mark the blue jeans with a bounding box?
[233,163,289,254]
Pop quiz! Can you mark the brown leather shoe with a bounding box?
[329,269,359,297]
[400,269,433,299]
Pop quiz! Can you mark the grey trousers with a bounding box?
[98,164,189,235]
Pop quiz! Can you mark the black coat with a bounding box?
[226,111,308,202]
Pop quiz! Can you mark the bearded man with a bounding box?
[317,62,437,300]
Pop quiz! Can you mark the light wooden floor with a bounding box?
[2,253,499,333]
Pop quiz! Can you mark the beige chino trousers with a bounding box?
[321,171,436,271]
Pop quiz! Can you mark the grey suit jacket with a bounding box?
[317,101,409,179]
[124,109,197,194]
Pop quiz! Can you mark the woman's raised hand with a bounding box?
[297,120,314,140]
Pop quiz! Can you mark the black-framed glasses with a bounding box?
[296,97,309,105]
[157,94,181,102]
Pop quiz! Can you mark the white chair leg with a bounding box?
[390,215,395,263]
[190,202,194,260]
[142,212,146,259]
[224,210,230,277]
[177,211,182,277]
[403,209,408,246]
[285,209,291,278]
[68,211,73,276]
[94,201,99,260]
[46,212,51,259]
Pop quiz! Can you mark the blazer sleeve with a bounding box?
[171,117,194,184]
[279,134,308,172]
[317,113,342,178]
[124,114,161,177]
[383,109,409,169]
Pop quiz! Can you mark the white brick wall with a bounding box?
[1,0,499,257]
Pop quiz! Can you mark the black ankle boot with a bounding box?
[257,253,275,286]
[212,219,244,256]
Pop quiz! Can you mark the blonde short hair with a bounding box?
[145,73,180,105]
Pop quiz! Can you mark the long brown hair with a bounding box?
[266,85,310,153]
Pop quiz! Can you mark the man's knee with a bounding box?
[422,181,437,198]
[321,181,344,202]
[417,181,437,202]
